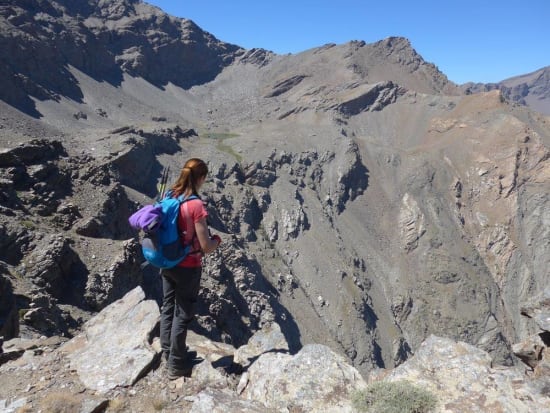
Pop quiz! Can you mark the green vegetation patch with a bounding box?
[21,220,34,230]
[352,380,437,413]
[202,131,242,163]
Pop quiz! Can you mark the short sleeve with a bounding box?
[189,198,208,223]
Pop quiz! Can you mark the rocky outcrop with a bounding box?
[448,125,550,341]
[60,286,159,393]
[23,235,80,300]
[0,0,243,115]
[398,193,425,252]
[462,66,550,115]
[233,322,289,369]
[334,81,405,116]
[2,282,550,413]
[208,143,368,243]
[0,139,71,218]
[0,289,368,412]
[190,389,270,413]
[83,239,143,311]
[513,287,550,378]
[349,37,458,95]
[383,335,550,413]
[239,344,367,412]
[373,290,550,412]
[264,75,309,98]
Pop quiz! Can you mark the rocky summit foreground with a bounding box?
[0,0,549,412]
[1,286,550,412]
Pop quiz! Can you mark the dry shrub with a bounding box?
[39,392,81,413]
[351,380,437,413]
[108,397,128,412]
[15,406,33,413]
[149,396,169,411]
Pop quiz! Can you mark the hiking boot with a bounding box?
[167,365,192,380]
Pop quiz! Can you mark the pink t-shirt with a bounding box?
[177,198,208,268]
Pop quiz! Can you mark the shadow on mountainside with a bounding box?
[191,251,303,355]
[0,0,242,118]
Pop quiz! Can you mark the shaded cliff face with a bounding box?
[1,0,549,382]
[0,0,243,115]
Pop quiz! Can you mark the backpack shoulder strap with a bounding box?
[179,195,199,245]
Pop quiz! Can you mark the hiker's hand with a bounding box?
[211,234,222,247]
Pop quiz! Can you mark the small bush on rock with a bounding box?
[39,392,81,413]
[352,380,437,413]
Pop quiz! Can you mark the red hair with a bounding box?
[171,158,208,197]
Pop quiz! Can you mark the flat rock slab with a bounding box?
[60,287,160,394]
[190,388,271,413]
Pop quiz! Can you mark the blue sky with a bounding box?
[145,0,549,84]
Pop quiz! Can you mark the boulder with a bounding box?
[233,322,289,369]
[387,335,550,413]
[514,287,550,378]
[239,343,367,412]
[60,287,160,394]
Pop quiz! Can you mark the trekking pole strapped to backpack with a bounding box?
[157,166,170,201]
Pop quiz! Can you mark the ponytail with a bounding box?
[171,158,208,197]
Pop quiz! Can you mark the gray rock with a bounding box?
[22,293,74,336]
[240,343,367,412]
[513,334,546,369]
[387,335,550,413]
[398,193,425,252]
[513,289,550,378]
[0,397,28,413]
[190,359,230,390]
[190,388,271,413]
[186,330,236,374]
[83,239,143,311]
[78,398,109,413]
[24,235,79,300]
[334,81,404,115]
[1,1,549,407]
[60,287,159,394]
[0,140,66,167]
[233,322,289,369]
[521,287,550,331]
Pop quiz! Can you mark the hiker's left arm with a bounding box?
[195,217,220,254]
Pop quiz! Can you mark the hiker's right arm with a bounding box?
[195,217,221,254]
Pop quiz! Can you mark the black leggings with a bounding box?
[159,266,202,370]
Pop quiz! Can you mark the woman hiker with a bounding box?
[160,158,222,380]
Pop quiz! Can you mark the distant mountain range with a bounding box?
[461,66,550,115]
[0,0,548,116]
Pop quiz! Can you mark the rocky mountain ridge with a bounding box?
[1,0,549,411]
[461,66,550,115]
